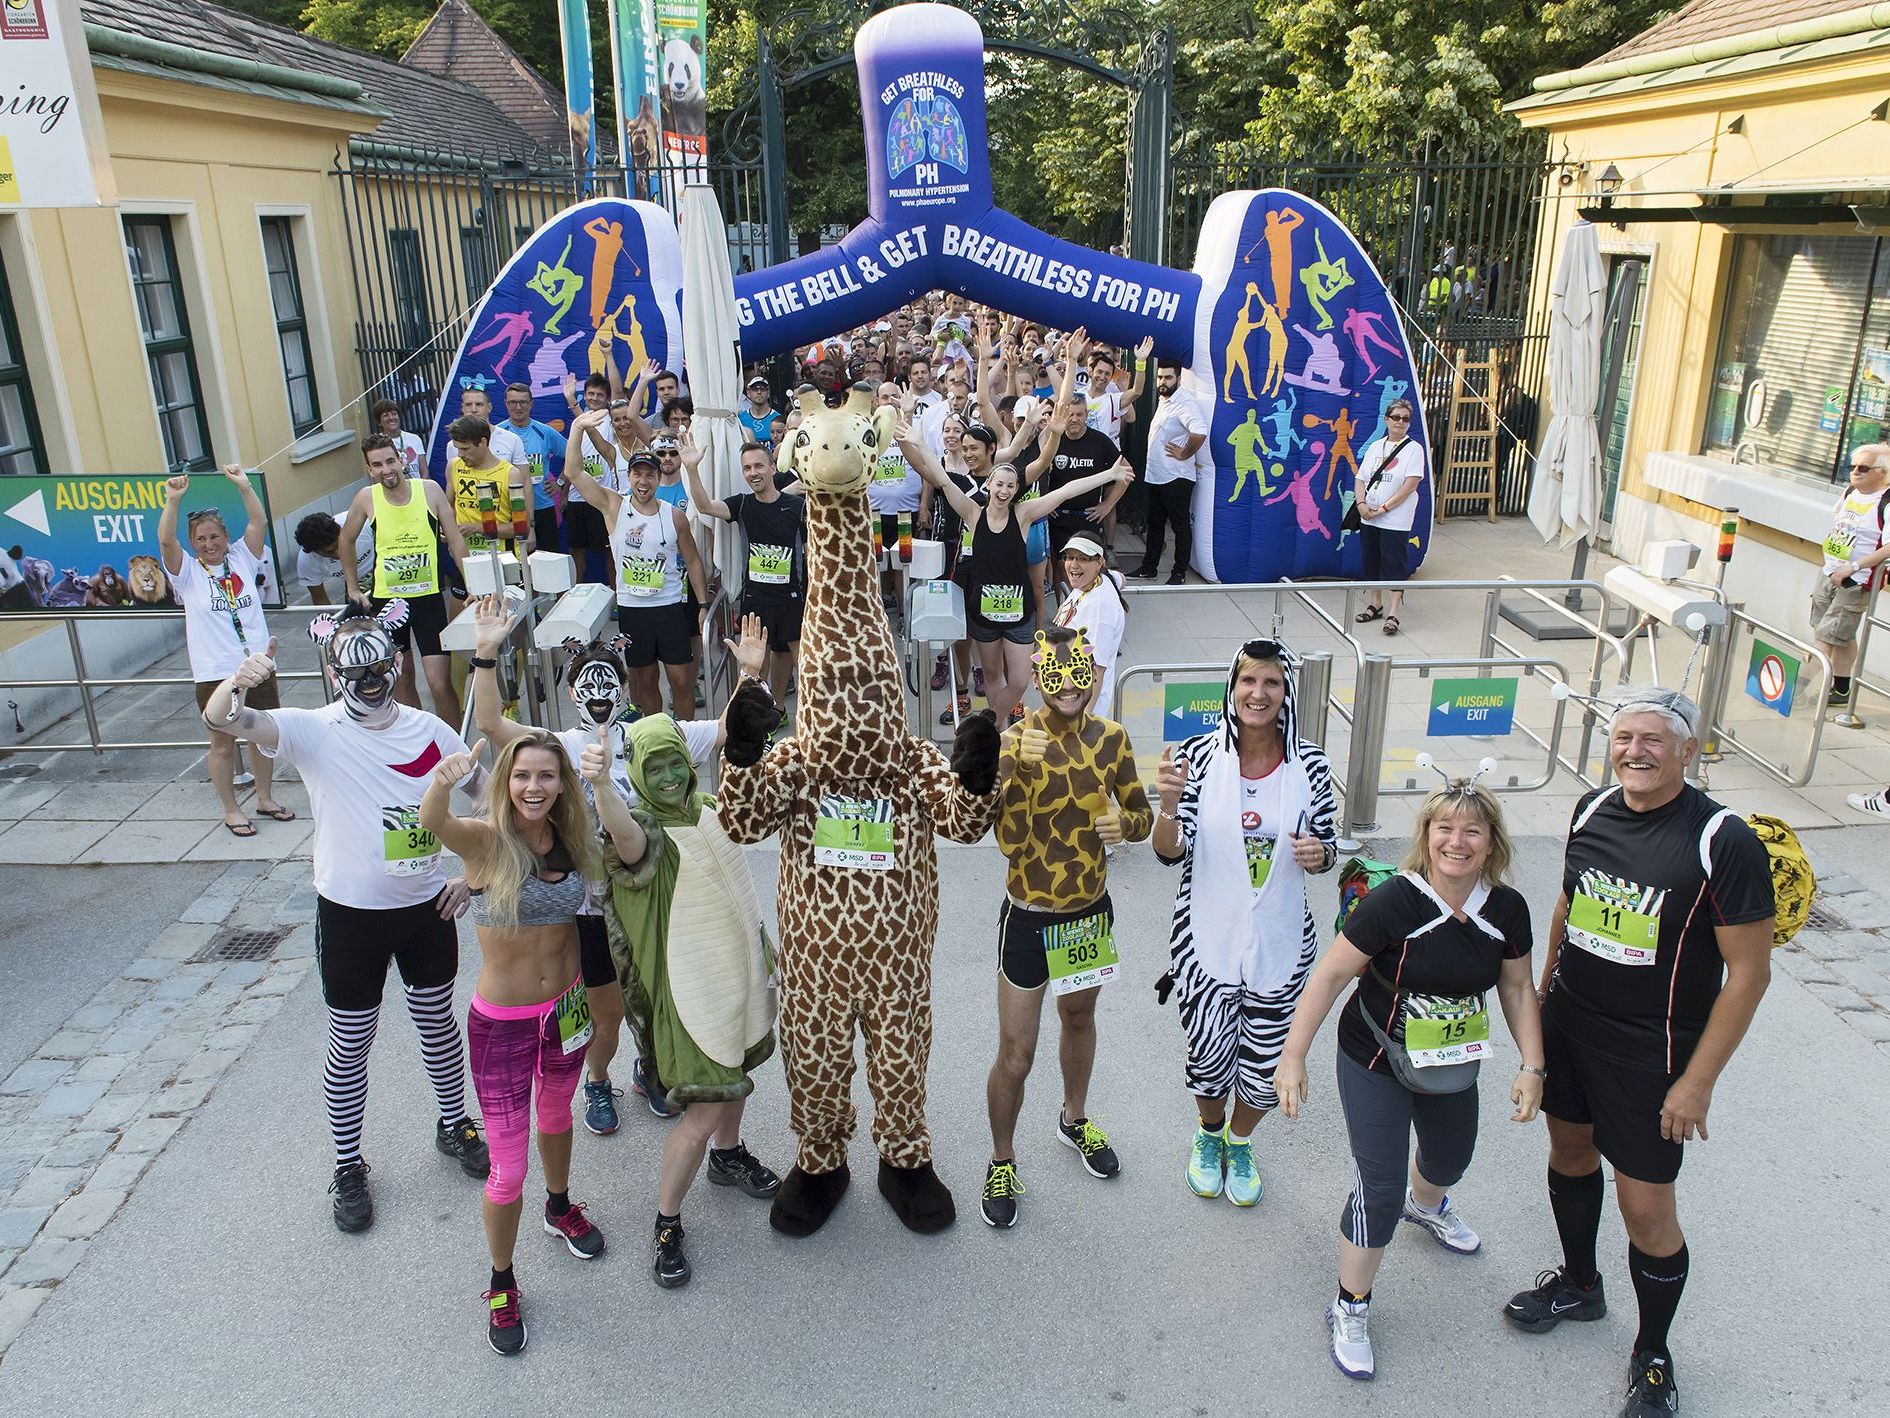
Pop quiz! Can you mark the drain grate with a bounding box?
[191,924,291,964]
[1804,903,1848,933]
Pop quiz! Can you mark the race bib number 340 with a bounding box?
[814,795,896,870]
[382,806,440,877]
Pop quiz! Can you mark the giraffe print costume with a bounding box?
[718,387,999,1218]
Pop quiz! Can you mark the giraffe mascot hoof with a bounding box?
[719,384,1003,1238]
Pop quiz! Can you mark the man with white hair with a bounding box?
[1812,442,1890,708]
[1504,687,1773,1418]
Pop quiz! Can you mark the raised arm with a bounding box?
[222,463,269,558]
[678,429,731,522]
[1124,336,1154,405]
[469,594,532,751]
[201,639,282,750]
[418,738,493,864]
[157,474,190,576]
[1020,460,1132,526]
[896,420,980,525]
[579,725,650,867]
[561,410,622,521]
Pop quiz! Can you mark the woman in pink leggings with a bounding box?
[421,730,607,1357]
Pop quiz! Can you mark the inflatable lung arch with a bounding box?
[425,198,685,479]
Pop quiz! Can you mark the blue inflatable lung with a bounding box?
[1186,190,1430,583]
[425,197,684,474]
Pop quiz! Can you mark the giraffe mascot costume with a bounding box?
[719,384,1002,1237]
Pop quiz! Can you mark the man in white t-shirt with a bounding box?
[206,604,489,1234]
[1814,442,1890,708]
[459,385,529,486]
[293,511,375,605]
[371,399,426,479]
[1083,341,1151,443]
[1129,359,1207,584]
[158,463,290,836]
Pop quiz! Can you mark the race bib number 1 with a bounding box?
[814,795,896,870]
[1043,911,1119,995]
[554,978,594,1055]
[1566,888,1660,966]
[1245,836,1275,891]
[382,806,440,877]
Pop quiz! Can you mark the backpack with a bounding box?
[1334,855,1399,935]
[1572,790,1813,947]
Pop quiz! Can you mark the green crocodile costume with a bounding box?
[603,715,776,1105]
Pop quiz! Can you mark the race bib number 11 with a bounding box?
[1567,888,1660,966]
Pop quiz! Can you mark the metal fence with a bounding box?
[1169,132,1560,515]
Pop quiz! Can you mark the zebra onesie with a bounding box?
[1156,643,1337,1110]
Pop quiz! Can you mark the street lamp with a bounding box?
[1597,163,1624,211]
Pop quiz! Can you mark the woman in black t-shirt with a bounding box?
[1275,779,1545,1382]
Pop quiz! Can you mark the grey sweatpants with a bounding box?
[1335,1050,1480,1248]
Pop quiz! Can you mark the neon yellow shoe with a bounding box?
[1186,1125,1225,1198]
[1224,1136,1263,1206]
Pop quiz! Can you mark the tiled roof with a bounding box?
[80,0,546,158]
[401,0,571,155]
[1597,0,1869,62]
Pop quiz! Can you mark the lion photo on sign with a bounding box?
[126,554,172,605]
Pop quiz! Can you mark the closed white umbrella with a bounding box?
[1528,220,1607,547]
[680,183,744,639]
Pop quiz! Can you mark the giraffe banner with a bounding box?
[423,197,684,478]
[1187,190,1430,582]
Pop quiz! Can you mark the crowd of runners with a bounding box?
[156,293,1779,1418]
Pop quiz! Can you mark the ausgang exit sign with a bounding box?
[1427,678,1517,737]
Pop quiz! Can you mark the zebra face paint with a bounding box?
[329,625,399,721]
[570,659,627,729]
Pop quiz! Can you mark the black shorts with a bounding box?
[376,591,449,660]
[1541,1004,1684,1185]
[564,500,608,551]
[315,892,458,1012]
[743,590,803,652]
[576,913,615,988]
[997,894,1114,991]
[534,505,563,553]
[1360,524,1412,582]
[617,600,696,667]
[969,612,1038,646]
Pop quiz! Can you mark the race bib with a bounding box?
[465,532,500,554]
[874,453,908,484]
[1404,993,1490,1068]
[960,523,975,553]
[1566,886,1660,966]
[620,555,666,595]
[748,543,792,585]
[1824,530,1854,563]
[1043,910,1119,995]
[1245,835,1276,891]
[980,583,1024,623]
[379,550,436,598]
[813,795,896,870]
[554,978,594,1056]
[381,806,440,877]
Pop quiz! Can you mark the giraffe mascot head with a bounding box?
[719,381,1002,1240]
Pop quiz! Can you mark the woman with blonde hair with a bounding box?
[1275,772,1545,1381]
[421,731,607,1357]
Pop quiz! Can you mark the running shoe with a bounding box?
[1125,565,1159,580]
[1503,1267,1608,1332]
[930,652,949,690]
[1619,1351,1679,1416]
[1223,1136,1262,1206]
[484,1287,526,1355]
[1830,685,1853,708]
[938,696,971,726]
[582,1079,622,1136]
[653,1220,690,1288]
[1401,1190,1480,1253]
[435,1117,490,1179]
[329,1160,373,1233]
[543,1201,606,1259]
[631,1058,681,1119]
[1327,1297,1374,1380]
[707,1142,782,1198]
[980,1160,1025,1228]
[973,665,986,697]
[1847,789,1890,819]
[1187,1125,1225,1198]
[1057,1113,1121,1178]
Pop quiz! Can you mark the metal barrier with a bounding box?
[1832,578,1887,729]
[0,605,333,755]
[1699,603,1834,788]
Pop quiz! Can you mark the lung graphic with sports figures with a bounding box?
[431,1,1428,584]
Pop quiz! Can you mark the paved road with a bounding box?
[1,831,1883,1416]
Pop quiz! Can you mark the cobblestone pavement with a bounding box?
[0,859,318,1351]
[1771,869,1890,1053]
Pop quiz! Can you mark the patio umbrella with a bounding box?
[1527,220,1606,548]
[680,183,744,620]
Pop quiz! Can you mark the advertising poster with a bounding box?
[608,0,663,200]
[655,0,708,182]
[0,0,115,208]
[1707,362,1745,447]
[556,0,597,193]
[0,473,283,612]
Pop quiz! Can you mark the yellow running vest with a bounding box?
[371,481,439,599]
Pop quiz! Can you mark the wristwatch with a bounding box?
[1519,1065,1548,1078]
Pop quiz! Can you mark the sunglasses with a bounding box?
[185,509,224,525]
[609,398,631,410]
[1241,638,1285,660]
[1853,463,1879,473]
[1386,413,1412,422]
[334,658,396,683]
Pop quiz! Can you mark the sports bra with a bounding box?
[469,869,587,928]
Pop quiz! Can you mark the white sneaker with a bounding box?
[1327,1297,1374,1380]
[1847,790,1890,819]
[1401,1190,1481,1253]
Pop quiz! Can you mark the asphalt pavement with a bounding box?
[0,831,1882,1416]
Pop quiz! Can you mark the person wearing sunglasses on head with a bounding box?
[1352,399,1426,636]
[1275,772,1544,1381]
[1151,639,1337,1209]
[202,602,491,1235]
[159,463,292,837]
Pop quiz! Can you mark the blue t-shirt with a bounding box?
[506,419,569,510]
[739,406,779,445]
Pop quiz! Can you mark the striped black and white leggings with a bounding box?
[315,893,468,1168]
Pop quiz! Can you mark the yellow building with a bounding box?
[1511,0,1890,636]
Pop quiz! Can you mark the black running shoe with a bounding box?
[1503,1267,1607,1332]
[653,1221,691,1288]
[484,1287,527,1355]
[543,1200,606,1259]
[980,1160,1025,1228]
[436,1117,490,1179]
[1057,1113,1121,1179]
[329,1161,373,1233]
[707,1142,782,1198]
[1620,1351,1679,1416]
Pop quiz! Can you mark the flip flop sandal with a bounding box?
[256,805,296,822]
[1383,616,1400,635]
[1355,605,1385,623]
[224,820,258,838]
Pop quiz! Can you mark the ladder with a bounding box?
[1437,349,1501,523]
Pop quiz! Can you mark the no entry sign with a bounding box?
[1745,638,1800,717]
